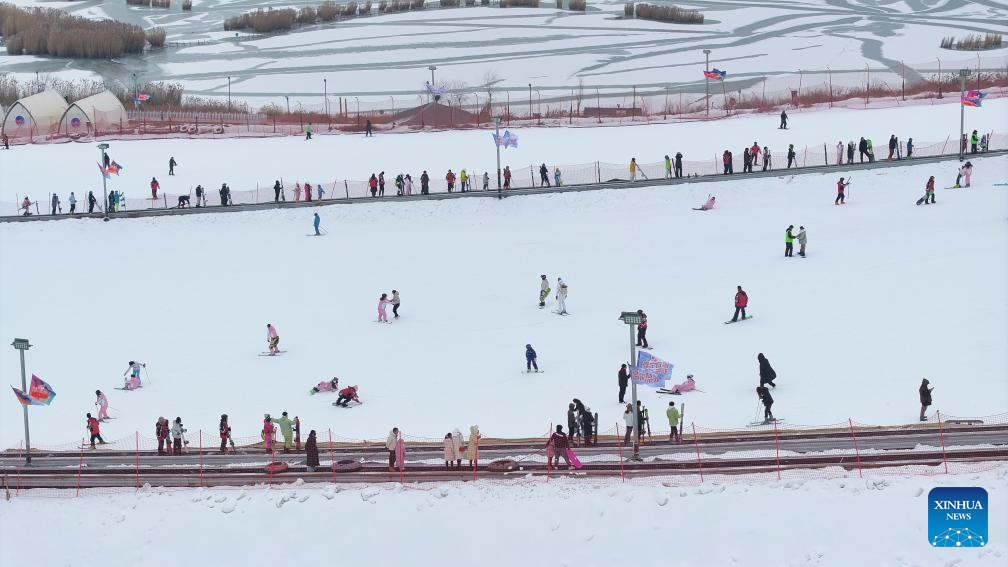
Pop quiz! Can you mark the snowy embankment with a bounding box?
[1,152,1005,448]
[1,469,1006,566]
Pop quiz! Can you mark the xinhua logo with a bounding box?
[928,487,988,547]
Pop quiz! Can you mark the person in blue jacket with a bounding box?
[525,344,539,373]
[313,212,321,236]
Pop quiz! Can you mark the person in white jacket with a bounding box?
[836,141,843,165]
[386,427,399,471]
[170,417,187,455]
[556,277,568,315]
[539,274,550,308]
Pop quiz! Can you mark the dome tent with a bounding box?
[1,89,69,137]
[58,90,128,135]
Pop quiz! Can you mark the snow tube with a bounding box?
[264,461,288,474]
[488,459,519,472]
[334,459,361,472]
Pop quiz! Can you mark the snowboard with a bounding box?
[523,369,544,374]
[724,315,753,324]
[566,448,584,470]
[114,386,141,391]
[259,350,287,356]
[691,207,711,211]
[331,402,357,408]
[637,346,653,350]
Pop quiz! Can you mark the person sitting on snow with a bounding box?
[311,377,339,395]
[695,196,716,211]
[669,375,696,394]
[334,385,361,407]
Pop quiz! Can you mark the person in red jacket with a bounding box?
[446,170,456,192]
[732,285,748,322]
[334,385,361,407]
[369,173,378,197]
[86,413,105,448]
[156,417,170,455]
[503,166,512,189]
[636,309,649,348]
[150,177,160,200]
[835,177,849,205]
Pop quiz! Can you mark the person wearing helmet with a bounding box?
[539,274,550,308]
[123,360,144,390]
[525,344,539,372]
[335,385,361,407]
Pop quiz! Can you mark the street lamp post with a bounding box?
[959,68,971,161]
[528,83,533,123]
[493,116,503,199]
[618,312,642,461]
[324,78,328,127]
[355,96,360,129]
[98,143,110,222]
[703,49,711,118]
[285,95,290,114]
[12,338,32,465]
[536,90,541,125]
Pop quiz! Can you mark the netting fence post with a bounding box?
[199,429,204,487]
[16,441,22,497]
[936,410,949,474]
[545,423,552,482]
[848,418,863,479]
[76,438,84,497]
[269,446,275,487]
[617,422,625,482]
[773,419,782,480]
[691,423,703,483]
[135,431,140,489]
[328,429,336,484]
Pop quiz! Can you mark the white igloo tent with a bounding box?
[58,90,128,135]
[1,89,69,137]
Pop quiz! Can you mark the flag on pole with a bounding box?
[134,92,150,103]
[108,160,122,175]
[11,374,56,406]
[492,130,519,149]
[630,351,674,389]
[703,68,727,81]
[961,90,986,107]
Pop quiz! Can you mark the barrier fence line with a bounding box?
[617,422,625,482]
[691,422,703,483]
[937,410,949,475]
[848,418,863,479]
[76,439,83,497]
[199,430,204,488]
[328,428,336,483]
[773,418,782,481]
[135,431,140,489]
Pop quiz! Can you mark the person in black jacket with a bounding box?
[756,386,774,422]
[858,137,868,163]
[786,144,796,168]
[618,363,629,403]
[674,152,683,178]
[420,171,430,195]
[87,191,97,213]
[580,407,595,446]
[757,353,776,388]
[742,148,752,173]
[919,378,933,422]
[273,180,282,202]
[305,430,320,471]
[887,135,898,160]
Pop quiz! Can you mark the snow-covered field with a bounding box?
[2,469,1006,566]
[1,148,1005,448]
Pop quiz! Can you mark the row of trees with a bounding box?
[0,2,164,58]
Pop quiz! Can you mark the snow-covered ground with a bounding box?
[1,98,1003,207]
[2,469,1006,566]
[1,148,1005,448]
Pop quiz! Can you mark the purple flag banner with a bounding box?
[631,351,674,389]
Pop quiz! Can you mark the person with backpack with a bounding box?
[757,353,777,388]
[731,286,748,322]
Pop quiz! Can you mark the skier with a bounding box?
[503,166,512,190]
[796,225,807,257]
[836,141,843,165]
[757,353,777,388]
[618,363,629,403]
[262,414,275,453]
[847,140,855,164]
[547,425,572,468]
[636,309,648,348]
[556,277,568,315]
[420,170,430,195]
[835,177,849,205]
[86,413,105,448]
[313,212,321,236]
[365,119,373,137]
[169,156,177,175]
[379,172,385,197]
[123,360,144,390]
[887,135,898,160]
[334,385,361,407]
[666,401,681,442]
[68,192,77,214]
[674,152,683,178]
[731,285,748,322]
[539,163,550,187]
[305,430,320,471]
[919,378,934,421]
[906,138,914,159]
[195,185,205,207]
[762,146,771,171]
[377,293,392,323]
[50,193,60,215]
[460,169,469,192]
[219,414,232,453]
[525,343,539,373]
[150,177,160,200]
[779,109,787,129]
[963,162,973,187]
[171,416,187,455]
[272,412,295,453]
[629,158,637,181]
[970,130,978,153]
[311,377,339,395]
[368,175,377,197]
[664,155,672,178]
[95,390,109,421]
[305,122,313,140]
[155,416,170,455]
[785,225,795,257]
[446,169,455,192]
[391,289,401,318]
[756,386,774,423]
[266,323,280,355]
[87,190,97,213]
[539,274,550,308]
[786,144,796,169]
[916,176,936,205]
[554,167,562,187]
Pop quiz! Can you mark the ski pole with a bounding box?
[143,365,152,386]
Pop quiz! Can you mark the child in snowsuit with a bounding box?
[335,385,361,407]
[756,386,774,422]
[123,361,143,390]
[391,290,401,318]
[525,344,539,372]
[95,390,109,421]
[378,293,392,323]
[87,413,105,448]
[266,324,280,354]
[311,377,339,395]
[262,415,275,453]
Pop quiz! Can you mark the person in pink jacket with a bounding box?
[94,390,109,421]
[294,182,302,202]
[377,293,392,323]
[266,323,280,354]
[262,414,275,452]
[694,196,716,211]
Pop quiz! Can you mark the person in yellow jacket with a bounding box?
[630,157,637,181]
[459,169,468,192]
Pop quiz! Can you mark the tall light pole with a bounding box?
[285,95,290,114]
[536,90,541,125]
[428,65,437,103]
[12,338,32,465]
[618,312,642,461]
[98,143,110,222]
[959,68,971,161]
[355,96,360,129]
[227,76,231,111]
[323,78,328,124]
[493,116,502,199]
[703,49,711,118]
[528,83,532,122]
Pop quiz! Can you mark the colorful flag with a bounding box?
[703,68,727,81]
[961,90,986,107]
[135,92,150,102]
[631,351,674,389]
[98,162,109,178]
[108,160,122,175]
[11,374,56,406]
[492,130,519,149]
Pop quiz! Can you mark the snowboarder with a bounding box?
[391,289,401,318]
[539,274,550,308]
[636,309,648,348]
[88,191,97,213]
[305,430,320,471]
[916,176,936,205]
[731,285,748,322]
[525,344,539,372]
[539,163,550,187]
[95,390,109,421]
[171,416,187,455]
[618,363,629,403]
[365,119,373,137]
[757,353,777,388]
[155,417,170,455]
[666,401,681,442]
[694,195,716,211]
[785,225,795,257]
[674,152,683,178]
[262,414,275,453]
[50,193,60,215]
[313,212,321,235]
[756,386,774,422]
[68,192,76,214]
[311,377,339,395]
[378,293,392,323]
[556,277,568,315]
[547,425,572,468]
[86,413,105,448]
[779,109,787,129]
[168,157,177,175]
[796,226,807,257]
[272,412,295,453]
[786,144,796,169]
[919,378,934,421]
[219,414,232,453]
[150,177,160,200]
[629,158,637,181]
[123,360,144,390]
[266,323,280,355]
[835,177,849,205]
[335,385,361,407]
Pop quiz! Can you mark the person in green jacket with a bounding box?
[970,130,978,154]
[305,122,313,141]
[272,411,295,452]
[785,225,795,257]
[664,155,672,179]
[666,401,681,442]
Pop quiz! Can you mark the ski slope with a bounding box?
[1,154,1005,448]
